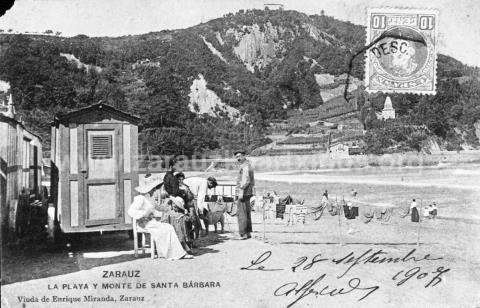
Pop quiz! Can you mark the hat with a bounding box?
[207,176,217,187]
[175,172,185,180]
[169,196,185,211]
[135,176,161,194]
[233,149,246,155]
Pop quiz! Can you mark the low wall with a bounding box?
[248,151,480,172]
[137,151,480,175]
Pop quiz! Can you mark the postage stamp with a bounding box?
[365,8,439,95]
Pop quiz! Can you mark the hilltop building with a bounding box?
[264,3,284,10]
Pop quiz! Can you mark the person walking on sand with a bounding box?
[234,149,255,240]
[410,199,419,222]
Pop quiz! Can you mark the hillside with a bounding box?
[0,8,479,156]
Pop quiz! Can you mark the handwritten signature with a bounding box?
[241,249,450,307]
[274,274,379,308]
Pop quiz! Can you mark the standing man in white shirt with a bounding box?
[234,150,255,240]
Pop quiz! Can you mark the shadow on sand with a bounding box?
[1,230,230,285]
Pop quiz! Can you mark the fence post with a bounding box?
[263,204,266,243]
[417,199,422,246]
[337,196,343,246]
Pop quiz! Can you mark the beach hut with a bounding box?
[0,94,43,234]
[50,103,140,236]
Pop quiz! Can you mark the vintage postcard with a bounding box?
[1,0,479,307]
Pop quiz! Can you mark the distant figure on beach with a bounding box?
[272,191,280,206]
[423,205,431,218]
[321,190,329,204]
[351,189,358,199]
[429,202,438,219]
[410,199,419,222]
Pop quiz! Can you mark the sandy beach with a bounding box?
[2,163,480,307]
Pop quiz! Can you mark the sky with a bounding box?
[0,0,479,66]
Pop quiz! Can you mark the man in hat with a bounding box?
[234,149,255,239]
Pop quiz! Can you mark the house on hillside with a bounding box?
[264,3,284,10]
[0,92,43,234]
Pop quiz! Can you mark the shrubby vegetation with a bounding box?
[362,73,480,154]
[0,9,478,156]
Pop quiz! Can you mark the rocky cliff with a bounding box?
[0,9,478,154]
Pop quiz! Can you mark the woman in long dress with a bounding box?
[161,196,191,253]
[410,199,420,222]
[176,173,201,243]
[128,177,193,260]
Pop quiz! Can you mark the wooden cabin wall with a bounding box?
[122,124,138,223]
[55,125,62,222]
[0,121,11,230]
[51,105,140,233]
[50,125,59,222]
[69,124,79,227]
[59,123,70,230]
[0,118,43,233]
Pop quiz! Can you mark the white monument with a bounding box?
[0,81,15,119]
[380,96,395,120]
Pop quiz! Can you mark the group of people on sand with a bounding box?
[409,199,438,222]
[318,190,439,224]
[127,150,255,261]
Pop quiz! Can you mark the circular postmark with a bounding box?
[370,27,429,78]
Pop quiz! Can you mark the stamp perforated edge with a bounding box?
[364,7,439,95]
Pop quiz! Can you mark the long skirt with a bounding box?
[237,196,252,236]
[187,206,201,240]
[163,212,190,250]
[144,219,186,260]
[411,207,420,222]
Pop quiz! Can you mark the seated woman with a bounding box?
[161,196,192,253]
[175,172,201,244]
[128,177,193,260]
